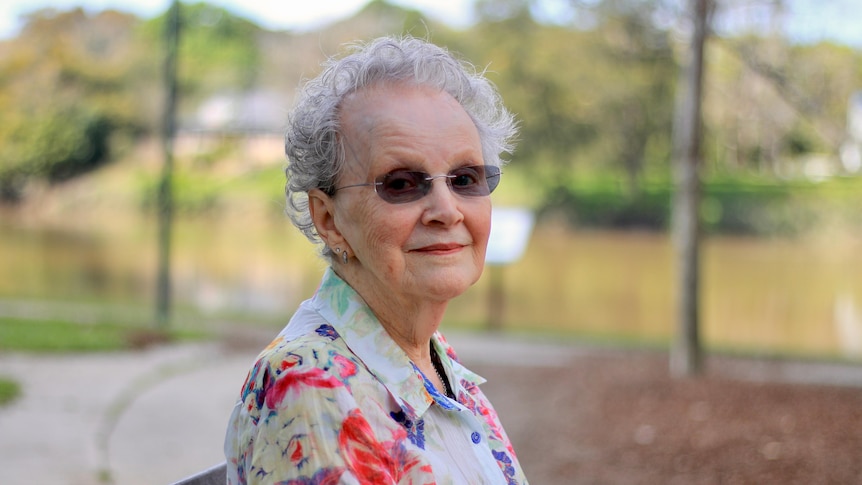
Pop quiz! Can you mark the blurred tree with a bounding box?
[0,3,268,201]
[705,35,861,176]
[155,0,180,329]
[0,105,111,191]
[469,0,676,197]
[587,0,677,192]
[670,0,712,378]
[138,2,262,112]
[466,8,597,168]
[0,8,144,201]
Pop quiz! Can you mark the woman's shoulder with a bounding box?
[237,321,361,412]
[255,321,348,370]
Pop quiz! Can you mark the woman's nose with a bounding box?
[421,178,464,226]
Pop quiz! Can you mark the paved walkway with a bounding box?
[0,342,246,485]
[2,331,861,485]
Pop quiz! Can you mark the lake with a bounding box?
[1,211,860,360]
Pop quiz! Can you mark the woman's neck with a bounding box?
[368,291,448,364]
[334,265,447,364]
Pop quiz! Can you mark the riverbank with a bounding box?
[1,330,862,484]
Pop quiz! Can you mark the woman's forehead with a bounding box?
[338,87,481,174]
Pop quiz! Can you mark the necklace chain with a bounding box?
[431,347,454,399]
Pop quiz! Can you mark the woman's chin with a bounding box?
[410,269,481,302]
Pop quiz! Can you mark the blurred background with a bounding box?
[0,0,861,482]
[1,0,860,358]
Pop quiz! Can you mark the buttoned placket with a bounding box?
[313,269,516,484]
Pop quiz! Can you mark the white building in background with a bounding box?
[174,90,288,167]
[840,91,862,173]
[192,90,288,134]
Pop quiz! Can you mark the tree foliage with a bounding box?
[0,3,267,200]
[704,35,862,175]
[0,8,143,200]
[138,2,262,103]
[463,0,860,229]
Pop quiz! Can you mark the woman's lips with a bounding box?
[412,243,465,253]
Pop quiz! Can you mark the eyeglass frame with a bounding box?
[328,164,502,204]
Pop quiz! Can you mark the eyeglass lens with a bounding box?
[376,165,500,204]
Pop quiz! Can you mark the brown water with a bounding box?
[453,224,862,359]
[1,215,860,360]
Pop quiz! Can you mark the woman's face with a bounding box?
[326,83,492,305]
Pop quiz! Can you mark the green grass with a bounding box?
[0,377,21,407]
[0,317,208,353]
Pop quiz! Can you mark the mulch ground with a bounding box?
[473,351,862,485]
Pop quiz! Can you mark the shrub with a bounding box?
[540,174,857,236]
[0,106,113,202]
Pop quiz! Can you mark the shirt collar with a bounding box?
[310,268,485,417]
[432,332,486,389]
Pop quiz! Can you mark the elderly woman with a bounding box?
[224,36,527,484]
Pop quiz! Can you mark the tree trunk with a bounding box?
[670,0,711,377]
[156,0,180,330]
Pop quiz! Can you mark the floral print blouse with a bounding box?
[224,268,528,485]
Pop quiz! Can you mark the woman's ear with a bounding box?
[308,188,345,250]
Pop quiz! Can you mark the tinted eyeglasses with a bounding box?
[331,165,501,204]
